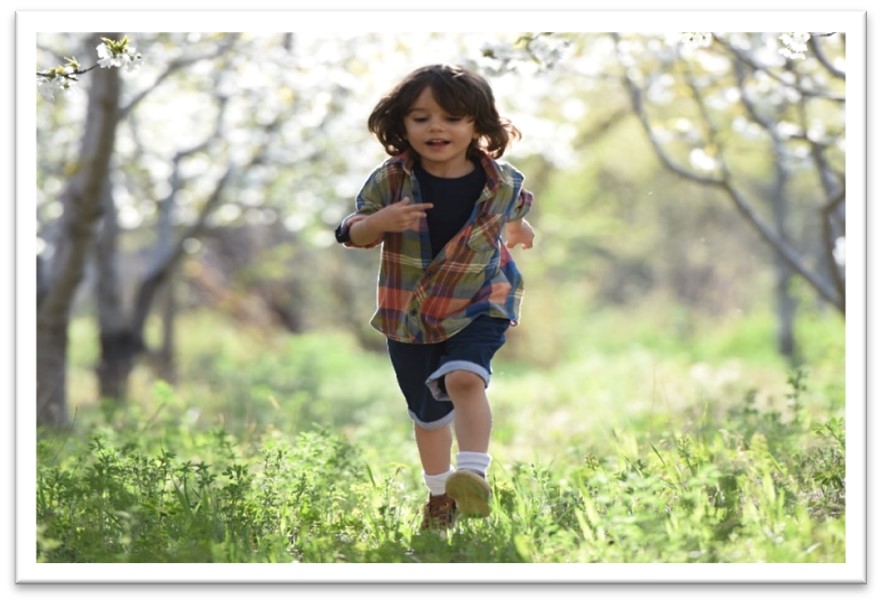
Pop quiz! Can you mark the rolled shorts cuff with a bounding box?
[425,360,491,402]
[409,408,455,430]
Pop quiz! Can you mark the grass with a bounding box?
[38,308,845,563]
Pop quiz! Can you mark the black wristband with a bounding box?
[334,220,351,244]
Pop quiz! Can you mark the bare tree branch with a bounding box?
[132,165,235,336]
[713,34,845,103]
[573,106,631,149]
[809,33,846,80]
[130,112,284,339]
[821,189,846,305]
[612,34,723,188]
[681,55,731,180]
[119,33,241,118]
[720,181,843,311]
[613,33,844,314]
[795,78,846,306]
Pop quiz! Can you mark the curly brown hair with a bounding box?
[367,64,520,159]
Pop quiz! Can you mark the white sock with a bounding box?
[456,451,492,477]
[424,467,454,496]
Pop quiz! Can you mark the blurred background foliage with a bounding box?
[35,31,846,428]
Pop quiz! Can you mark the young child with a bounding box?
[335,64,535,531]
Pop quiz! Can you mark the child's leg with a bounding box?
[422,317,508,516]
[413,422,453,476]
[444,371,492,454]
[386,337,455,484]
[424,316,509,471]
[443,373,494,515]
[386,339,461,530]
[414,423,457,530]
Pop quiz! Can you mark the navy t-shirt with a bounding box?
[415,162,486,258]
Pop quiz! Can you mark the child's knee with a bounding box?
[444,371,485,399]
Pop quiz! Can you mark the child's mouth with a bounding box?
[426,140,450,148]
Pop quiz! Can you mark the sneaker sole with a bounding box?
[446,471,491,517]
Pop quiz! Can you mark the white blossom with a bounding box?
[779,32,811,60]
[689,147,719,172]
[120,46,143,72]
[96,41,116,68]
[833,237,845,267]
[96,40,143,71]
[681,32,713,49]
[36,70,77,101]
[37,78,57,101]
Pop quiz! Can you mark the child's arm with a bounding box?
[348,197,434,247]
[504,218,535,250]
[502,183,535,250]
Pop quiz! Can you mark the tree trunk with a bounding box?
[774,261,797,362]
[96,330,144,400]
[36,319,68,427]
[770,155,798,364]
[93,181,134,401]
[36,34,121,427]
[155,276,178,384]
[153,175,178,384]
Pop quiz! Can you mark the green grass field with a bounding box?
[37,308,845,563]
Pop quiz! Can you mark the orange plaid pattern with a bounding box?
[341,150,533,344]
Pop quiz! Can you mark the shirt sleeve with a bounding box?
[506,186,534,222]
[339,167,388,249]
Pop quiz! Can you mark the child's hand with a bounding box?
[371,197,433,233]
[504,218,535,250]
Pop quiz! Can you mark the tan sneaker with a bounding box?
[445,470,491,517]
[420,493,457,531]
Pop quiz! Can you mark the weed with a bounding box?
[39,314,846,563]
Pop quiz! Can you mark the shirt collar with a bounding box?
[392,149,503,191]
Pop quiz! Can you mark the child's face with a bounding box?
[403,87,478,177]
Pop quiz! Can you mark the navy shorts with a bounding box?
[386,315,510,429]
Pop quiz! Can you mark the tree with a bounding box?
[37,33,132,427]
[90,33,241,400]
[485,32,846,360]
[37,33,386,413]
[613,32,845,360]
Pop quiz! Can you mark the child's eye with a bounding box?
[411,117,428,123]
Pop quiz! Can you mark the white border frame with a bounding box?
[15,10,867,584]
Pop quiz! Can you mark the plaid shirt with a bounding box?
[341,150,533,344]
